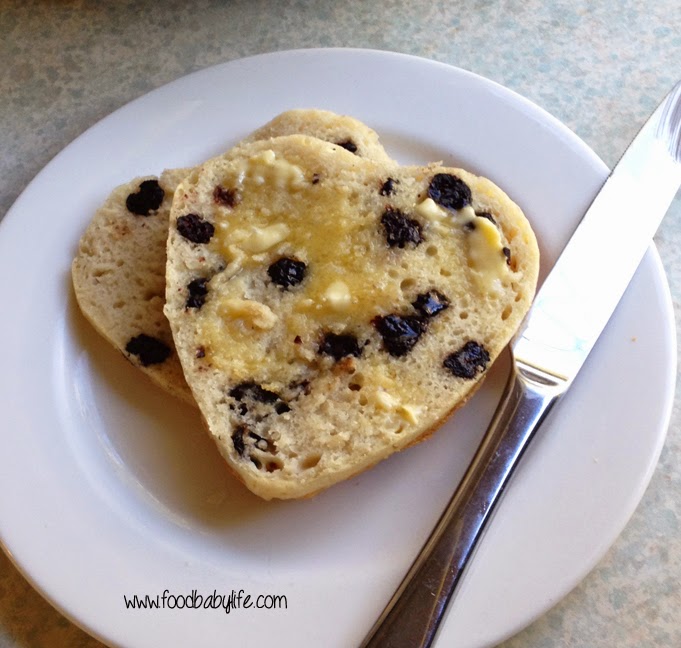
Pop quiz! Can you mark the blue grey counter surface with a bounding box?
[2,1,680,646]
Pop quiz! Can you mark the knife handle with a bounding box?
[360,357,568,648]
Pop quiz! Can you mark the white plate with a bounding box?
[0,49,675,648]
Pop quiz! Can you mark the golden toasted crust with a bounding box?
[164,135,539,500]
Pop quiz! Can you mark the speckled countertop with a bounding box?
[2,1,680,647]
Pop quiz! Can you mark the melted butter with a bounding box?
[198,150,508,401]
[460,208,509,295]
[200,150,402,387]
[237,149,306,190]
[239,223,290,253]
[321,280,352,312]
[414,197,448,221]
[217,298,278,330]
[413,200,510,294]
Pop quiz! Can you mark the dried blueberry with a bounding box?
[427,173,472,211]
[412,291,450,319]
[373,314,427,357]
[319,332,363,361]
[232,426,247,456]
[229,381,280,404]
[268,257,307,288]
[125,334,171,366]
[443,341,490,379]
[176,213,215,244]
[381,208,423,248]
[125,179,164,216]
[186,277,208,309]
[336,139,358,154]
[380,178,398,196]
[228,381,293,418]
[213,185,240,208]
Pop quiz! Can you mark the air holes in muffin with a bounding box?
[266,459,283,473]
[426,245,439,257]
[336,139,358,154]
[400,278,416,292]
[459,311,469,320]
[348,372,364,391]
[301,453,322,470]
[176,213,215,244]
[126,179,164,216]
[356,370,366,380]
[501,305,513,321]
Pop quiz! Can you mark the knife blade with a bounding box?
[514,81,681,382]
[361,80,681,648]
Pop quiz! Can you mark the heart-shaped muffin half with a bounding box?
[165,134,539,499]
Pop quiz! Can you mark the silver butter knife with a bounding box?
[361,80,681,648]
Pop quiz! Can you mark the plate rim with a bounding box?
[0,47,676,648]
